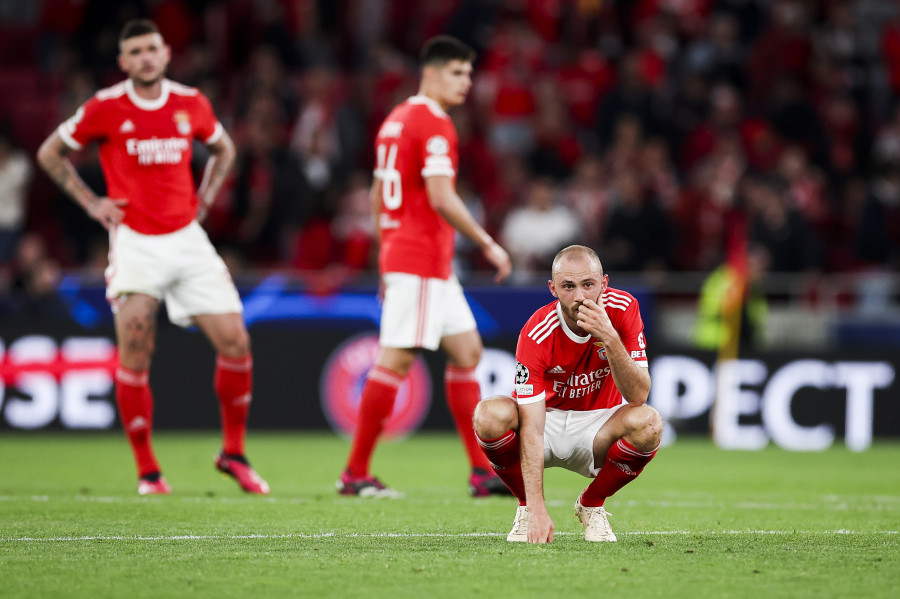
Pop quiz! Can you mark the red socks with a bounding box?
[346,365,493,477]
[475,433,657,508]
[346,366,402,477]
[115,365,159,478]
[214,354,253,456]
[580,438,658,507]
[116,355,254,479]
[445,366,492,471]
[476,430,526,505]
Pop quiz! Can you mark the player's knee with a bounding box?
[118,350,153,371]
[626,405,662,448]
[473,395,517,438]
[376,348,416,376]
[217,325,251,357]
[117,336,155,370]
[448,345,482,369]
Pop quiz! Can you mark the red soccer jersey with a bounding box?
[512,288,649,411]
[373,95,458,279]
[57,78,223,235]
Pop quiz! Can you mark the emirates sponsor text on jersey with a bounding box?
[126,136,190,165]
[551,367,612,399]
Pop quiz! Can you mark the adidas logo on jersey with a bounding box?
[548,365,566,374]
[119,119,135,133]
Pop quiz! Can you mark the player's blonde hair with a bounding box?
[551,245,604,278]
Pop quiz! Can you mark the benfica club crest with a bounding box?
[594,341,608,360]
[173,111,191,135]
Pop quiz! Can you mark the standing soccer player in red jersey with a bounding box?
[336,36,513,498]
[474,245,663,542]
[36,19,269,496]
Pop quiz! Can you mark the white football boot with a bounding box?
[506,505,529,542]
[574,500,617,542]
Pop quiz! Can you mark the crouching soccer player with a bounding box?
[474,245,662,542]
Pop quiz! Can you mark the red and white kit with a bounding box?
[513,289,649,476]
[513,288,648,410]
[58,78,241,325]
[373,95,475,350]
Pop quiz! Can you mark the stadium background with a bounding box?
[0,0,898,448]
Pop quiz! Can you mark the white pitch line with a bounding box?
[1,530,897,543]
[1,495,897,512]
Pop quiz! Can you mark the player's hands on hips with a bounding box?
[484,242,512,283]
[576,296,617,342]
[527,504,555,544]
[88,197,127,230]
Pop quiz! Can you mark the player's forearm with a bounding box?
[435,195,494,249]
[198,138,235,207]
[36,138,98,212]
[519,404,547,508]
[427,181,495,249]
[370,179,383,246]
[604,339,651,404]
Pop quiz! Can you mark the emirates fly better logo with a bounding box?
[126,137,189,165]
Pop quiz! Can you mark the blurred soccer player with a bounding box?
[337,36,513,498]
[36,19,269,496]
[474,246,662,542]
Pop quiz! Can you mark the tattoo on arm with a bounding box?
[38,135,97,212]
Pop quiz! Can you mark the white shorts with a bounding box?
[106,222,243,328]
[379,272,477,351]
[543,404,626,478]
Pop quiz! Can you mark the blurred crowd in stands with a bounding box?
[1,0,900,309]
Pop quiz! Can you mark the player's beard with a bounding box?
[132,68,165,89]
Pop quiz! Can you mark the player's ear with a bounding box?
[548,280,558,298]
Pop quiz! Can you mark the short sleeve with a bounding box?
[193,93,223,145]
[614,295,648,367]
[419,118,455,179]
[512,330,549,405]
[57,97,107,150]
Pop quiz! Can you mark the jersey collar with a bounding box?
[556,302,592,344]
[408,95,447,118]
[125,78,170,111]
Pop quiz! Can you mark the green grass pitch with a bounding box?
[1,432,897,598]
